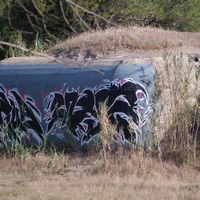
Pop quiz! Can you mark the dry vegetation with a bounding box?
[1,151,200,200]
[47,26,200,59]
[1,26,200,199]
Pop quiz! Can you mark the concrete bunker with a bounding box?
[0,59,154,149]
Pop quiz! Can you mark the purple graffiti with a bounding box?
[44,78,152,146]
[0,78,152,148]
[0,86,43,147]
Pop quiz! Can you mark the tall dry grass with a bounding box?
[154,48,200,165]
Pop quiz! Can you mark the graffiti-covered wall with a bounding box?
[0,62,154,149]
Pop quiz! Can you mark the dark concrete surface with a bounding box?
[0,57,154,149]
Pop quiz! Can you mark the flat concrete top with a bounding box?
[0,47,199,68]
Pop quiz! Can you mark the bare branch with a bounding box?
[69,4,91,31]
[32,0,59,21]
[65,0,116,27]
[48,14,60,20]
[0,40,54,60]
[7,6,15,30]
[94,16,101,30]
[26,13,42,32]
[6,3,34,34]
[0,45,4,50]
[0,40,104,74]
[42,18,58,41]
[59,0,78,34]
[16,0,44,22]
[31,0,44,17]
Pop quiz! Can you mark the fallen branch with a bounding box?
[0,40,55,60]
[0,40,104,74]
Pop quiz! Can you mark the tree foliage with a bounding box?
[0,0,200,59]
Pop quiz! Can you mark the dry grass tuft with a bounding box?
[47,26,200,59]
[153,49,200,165]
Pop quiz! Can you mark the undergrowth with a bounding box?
[156,48,200,165]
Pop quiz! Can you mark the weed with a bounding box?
[34,32,45,52]
[97,103,117,165]
[155,48,200,164]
